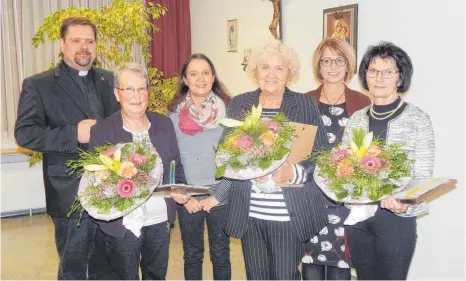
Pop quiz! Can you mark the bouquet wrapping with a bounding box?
[215,104,294,180]
[67,142,163,221]
[313,128,414,203]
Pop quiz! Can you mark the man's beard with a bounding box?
[74,49,93,67]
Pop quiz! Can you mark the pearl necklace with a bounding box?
[369,100,405,120]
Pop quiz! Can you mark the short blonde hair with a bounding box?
[312,38,356,84]
[247,39,300,82]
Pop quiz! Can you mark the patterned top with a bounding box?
[318,103,348,147]
[124,125,168,226]
[302,102,352,268]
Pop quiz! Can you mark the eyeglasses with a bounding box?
[365,68,399,79]
[117,86,149,96]
[320,57,347,67]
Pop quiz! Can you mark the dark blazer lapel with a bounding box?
[279,88,298,117]
[147,112,162,150]
[93,67,112,115]
[112,111,132,143]
[241,89,260,114]
[93,67,107,95]
[54,64,94,118]
[93,68,105,101]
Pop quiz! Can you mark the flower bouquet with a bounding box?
[67,142,163,221]
[313,128,414,203]
[215,104,294,180]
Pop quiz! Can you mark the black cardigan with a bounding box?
[89,110,186,238]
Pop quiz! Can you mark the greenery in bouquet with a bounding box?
[313,128,414,201]
[66,142,159,218]
[215,105,294,178]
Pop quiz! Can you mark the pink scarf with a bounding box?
[176,92,226,135]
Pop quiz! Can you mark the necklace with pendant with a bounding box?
[322,88,345,115]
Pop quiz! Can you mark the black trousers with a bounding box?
[302,264,351,280]
[178,205,231,280]
[104,221,170,280]
[241,217,302,280]
[52,216,115,280]
[346,208,417,280]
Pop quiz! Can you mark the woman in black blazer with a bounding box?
[208,40,330,280]
[89,62,186,280]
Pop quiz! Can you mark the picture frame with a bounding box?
[323,4,358,65]
[227,19,238,52]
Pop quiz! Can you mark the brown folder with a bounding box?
[276,122,318,187]
[394,178,457,203]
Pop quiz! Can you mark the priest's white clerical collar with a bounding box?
[78,71,89,76]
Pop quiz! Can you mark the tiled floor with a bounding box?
[1,214,246,280]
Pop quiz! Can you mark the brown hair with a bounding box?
[60,17,97,40]
[312,37,355,84]
[168,53,231,112]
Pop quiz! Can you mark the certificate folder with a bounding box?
[394,178,457,203]
[276,122,318,188]
[153,184,211,197]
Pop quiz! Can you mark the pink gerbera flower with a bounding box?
[102,146,118,157]
[264,120,280,133]
[117,179,135,198]
[130,152,148,166]
[331,149,349,163]
[360,155,382,174]
[237,136,254,151]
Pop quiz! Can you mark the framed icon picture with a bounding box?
[323,4,358,62]
[227,19,238,52]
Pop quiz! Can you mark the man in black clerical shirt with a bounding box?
[15,17,119,280]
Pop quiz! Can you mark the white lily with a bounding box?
[363,131,374,148]
[219,118,244,127]
[350,131,373,159]
[113,147,122,161]
[218,104,263,130]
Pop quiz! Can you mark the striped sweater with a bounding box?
[248,109,307,221]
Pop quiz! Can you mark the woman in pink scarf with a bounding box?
[167,54,232,280]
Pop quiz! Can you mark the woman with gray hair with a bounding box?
[209,40,330,280]
[89,62,187,280]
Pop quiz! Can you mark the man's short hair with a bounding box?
[60,17,97,40]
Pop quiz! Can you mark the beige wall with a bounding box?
[190,0,465,279]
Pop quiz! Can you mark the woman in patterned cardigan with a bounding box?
[342,41,435,280]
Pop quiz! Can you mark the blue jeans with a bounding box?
[52,217,115,280]
[178,204,231,280]
[104,221,170,280]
